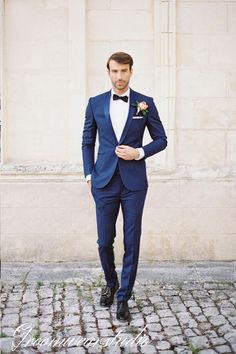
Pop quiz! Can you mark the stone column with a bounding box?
[68,0,86,165]
[153,0,176,173]
[0,0,5,162]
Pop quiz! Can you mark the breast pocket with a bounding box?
[132,116,144,120]
[129,116,146,136]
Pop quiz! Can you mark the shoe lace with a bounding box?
[101,285,111,298]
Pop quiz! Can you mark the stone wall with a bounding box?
[0,0,235,261]
[176,0,236,176]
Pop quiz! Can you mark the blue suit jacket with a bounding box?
[82,88,167,191]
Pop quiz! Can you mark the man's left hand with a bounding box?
[115,145,139,160]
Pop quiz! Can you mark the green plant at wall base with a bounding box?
[176,283,183,290]
[77,286,82,298]
[91,274,104,288]
[52,284,57,295]
[95,274,104,287]
[0,332,8,338]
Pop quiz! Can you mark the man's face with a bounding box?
[107,59,132,93]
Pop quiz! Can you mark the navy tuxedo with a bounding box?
[82,88,167,301]
[82,89,167,190]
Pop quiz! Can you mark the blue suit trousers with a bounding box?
[91,166,147,302]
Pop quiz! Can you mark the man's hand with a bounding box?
[87,180,91,189]
[115,145,139,160]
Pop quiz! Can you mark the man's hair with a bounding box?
[106,52,133,70]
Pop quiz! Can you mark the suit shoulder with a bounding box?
[131,90,154,103]
[89,91,110,103]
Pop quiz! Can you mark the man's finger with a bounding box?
[117,150,126,156]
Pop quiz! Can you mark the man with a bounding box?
[82,52,167,321]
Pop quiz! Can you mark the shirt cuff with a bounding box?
[135,148,145,160]
[85,174,91,182]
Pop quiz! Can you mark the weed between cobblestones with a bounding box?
[36,280,44,288]
[189,344,201,353]
[126,325,141,335]
[92,274,104,288]
[32,329,40,340]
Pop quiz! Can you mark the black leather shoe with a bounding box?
[116,301,131,321]
[100,283,119,307]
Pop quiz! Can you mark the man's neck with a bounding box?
[112,87,130,95]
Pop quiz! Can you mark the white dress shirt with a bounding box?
[110,88,130,142]
[86,88,145,182]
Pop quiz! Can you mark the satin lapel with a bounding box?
[104,90,118,144]
[119,89,136,144]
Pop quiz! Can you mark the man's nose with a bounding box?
[117,72,123,79]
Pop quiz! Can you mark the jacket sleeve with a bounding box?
[82,98,97,178]
[142,98,167,159]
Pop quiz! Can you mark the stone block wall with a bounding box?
[0,0,235,261]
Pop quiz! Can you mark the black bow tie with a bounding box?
[113,94,128,103]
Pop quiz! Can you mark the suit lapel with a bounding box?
[119,88,136,144]
[104,90,118,144]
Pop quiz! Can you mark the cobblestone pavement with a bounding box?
[1,262,236,354]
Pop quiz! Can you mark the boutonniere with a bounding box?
[132,101,149,116]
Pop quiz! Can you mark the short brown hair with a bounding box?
[106,52,133,70]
